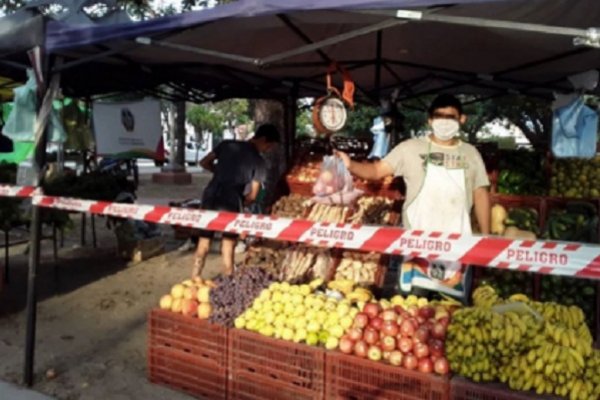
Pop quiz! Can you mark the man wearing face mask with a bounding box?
[336,94,490,299]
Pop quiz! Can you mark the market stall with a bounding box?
[1,0,600,399]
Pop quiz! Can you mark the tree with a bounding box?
[0,0,25,15]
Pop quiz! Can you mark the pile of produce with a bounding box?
[497,150,546,196]
[550,157,600,198]
[338,295,454,376]
[158,278,215,319]
[42,170,132,201]
[348,196,398,225]
[447,286,598,399]
[542,202,598,243]
[490,204,538,239]
[334,251,380,285]
[209,268,274,327]
[242,240,288,276]
[476,269,533,299]
[279,246,332,283]
[235,279,361,349]
[287,162,320,183]
[270,194,309,218]
[540,275,596,333]
[306,203,351,223]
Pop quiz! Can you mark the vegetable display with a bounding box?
[550,158,600,199]
[497,150,546,196]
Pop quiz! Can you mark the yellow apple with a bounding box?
[159,295,173,310]
[170,284,185,299]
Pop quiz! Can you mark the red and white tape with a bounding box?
[1,185,599,280]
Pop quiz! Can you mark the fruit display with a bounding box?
[235,280,360,349]
[583,349,600,399]
[159,278,216,319]
[334,251,380,285]
[348,196,398,225]
[338,295,454,376]
[242,240,289,276]
[209,268,274,327]
[287,162,320,183]
[540,275,596,333]
[270,194,309,218]
[497,150,546,196]
[447,285,598,400]
[550,157,600,198]
[543,201,598,243]
[306,203,351,223]
[476,269,534,299]
[327,279,374,303]
[279,246,332,283]
[490,204,537,239]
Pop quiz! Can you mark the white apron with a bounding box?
[400,141,471,298]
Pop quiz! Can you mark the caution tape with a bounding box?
[1,185,599,280]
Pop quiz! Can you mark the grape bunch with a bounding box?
[209,268,274,327]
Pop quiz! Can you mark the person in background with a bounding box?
[192,124,280,278]
[336,94,490,300]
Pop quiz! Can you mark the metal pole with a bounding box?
[24,55,61,387]
[395,10,594,39]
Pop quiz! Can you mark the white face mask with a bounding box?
[431,119,460,141]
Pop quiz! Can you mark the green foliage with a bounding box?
[187,104,223,135]
[343,104,379,138]
[0,0,26,15]
[295,106,313,137]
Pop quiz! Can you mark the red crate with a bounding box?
[325,352,450,400]
[148,309,228,399]
[228,329,325,400]
[287,177,314,197]
[450,377,556,400]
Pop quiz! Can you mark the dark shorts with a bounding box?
[196,184,242,240]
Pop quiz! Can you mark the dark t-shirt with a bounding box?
[202,140,266,212]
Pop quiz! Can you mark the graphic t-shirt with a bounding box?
[382,136,489,227]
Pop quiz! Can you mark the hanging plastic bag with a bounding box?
[3,70,66,143]
[368,116,390,159]
[312,155,362,205]
[551,97,598,159]
[313,155,352,196]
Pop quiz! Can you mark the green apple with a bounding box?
[234,317,246,329]
[306,332,319,346]
[329,325,345,339]
[282,327,294,341]
[340,315,353,330]
[307,321,321,333]
[325,336,339,350]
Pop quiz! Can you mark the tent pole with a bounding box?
[375,31,382,99]
[23,56,61,387]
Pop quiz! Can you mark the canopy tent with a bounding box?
[43,0,600,103]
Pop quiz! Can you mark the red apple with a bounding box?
[364,303,383,319]
[430,354,440,362]
[418,358,434,373]
[389,350,403,366]
[381,321,399,337]
[434,357,450,375]
[396,315,405,326]
[428,339,445,357]
[348,327,363,341]
[414,326,430,343]
[353,313,369,329]
[438,317,450,328]
[398,337,414,354]
[393,305,404,314]
[400,320,416,337]
[339,336,354,354]
[364,328,380,345]
[416,316,427,325]
[383,351,392,361]
[369,317,384,331]
[418,306,435,320]
[414,343,430,359]
[354,340,368,358]
[403,354,418,370]
[181,299,199,317]
[431,322,447,340]
[381,310,398,322]
[381,336,396,352]
[407,305,419,317]
[368,345,382,361]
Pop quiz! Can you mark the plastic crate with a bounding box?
[148,309,228,399]
[450,377,556,400]
[325,352,450,400]
[287,176,314,197]
[228,329,325,400]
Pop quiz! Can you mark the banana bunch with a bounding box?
[345,287,373,303]
[584,350,600,399]
[544,322,593,357]
[334,252,379,284]
[446,307,504,382]
[472,285,501,308]
[530,301,587,330]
